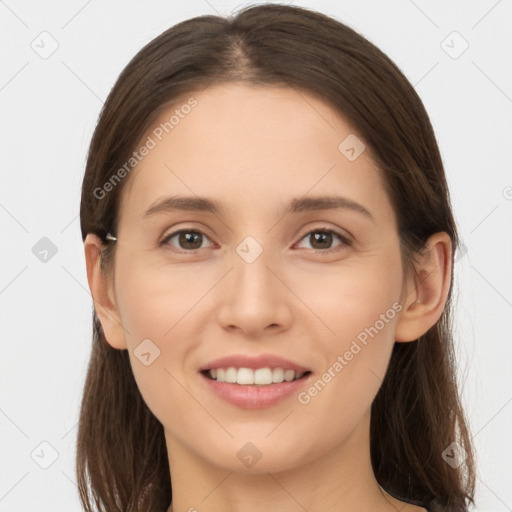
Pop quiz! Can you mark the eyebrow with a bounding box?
[143,195,374,221]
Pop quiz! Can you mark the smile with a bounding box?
[202,367,310,385]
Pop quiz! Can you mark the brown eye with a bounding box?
[161,230,212,250]
[296,228,350,252]
[310,231,333,249]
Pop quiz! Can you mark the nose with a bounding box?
[216,246,293,337]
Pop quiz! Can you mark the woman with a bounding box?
[77,4,475,511]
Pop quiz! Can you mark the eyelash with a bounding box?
[159,226,352,254]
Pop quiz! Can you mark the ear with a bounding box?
[84,233,127,350]
[394,232,452,343]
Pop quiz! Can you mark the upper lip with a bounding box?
[199,353,311,373]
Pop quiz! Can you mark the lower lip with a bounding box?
[200,372,312,409]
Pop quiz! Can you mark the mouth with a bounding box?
[198,353,313,408]
[201,367,312,385]
[199,364,313,409]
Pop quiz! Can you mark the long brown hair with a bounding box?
[77,4,475,511]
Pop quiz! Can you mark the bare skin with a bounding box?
[85,83,450,512]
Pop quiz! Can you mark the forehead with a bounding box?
[118,83,390,225]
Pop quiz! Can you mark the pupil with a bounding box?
[312,232,332,249]
[180,232,202,249]
[175,231,332,250]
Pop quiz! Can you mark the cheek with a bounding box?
[288,247,403,343]
[115,252,210,342]
[112,254,204,409]
[291,249,402,412]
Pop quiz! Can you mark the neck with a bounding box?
[164,411,407,512]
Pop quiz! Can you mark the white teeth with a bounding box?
[254,368,273,385]
[272,367,284,383]
[237,367,254,385]
[207,366,307,385]
[284,369,295,382]
[225,367,237,384]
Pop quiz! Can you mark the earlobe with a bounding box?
[394,232,452,343]
[84,233,127,350]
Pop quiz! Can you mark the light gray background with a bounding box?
[1,1,511,510]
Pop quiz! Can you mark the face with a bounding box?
[109,83,407,473]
